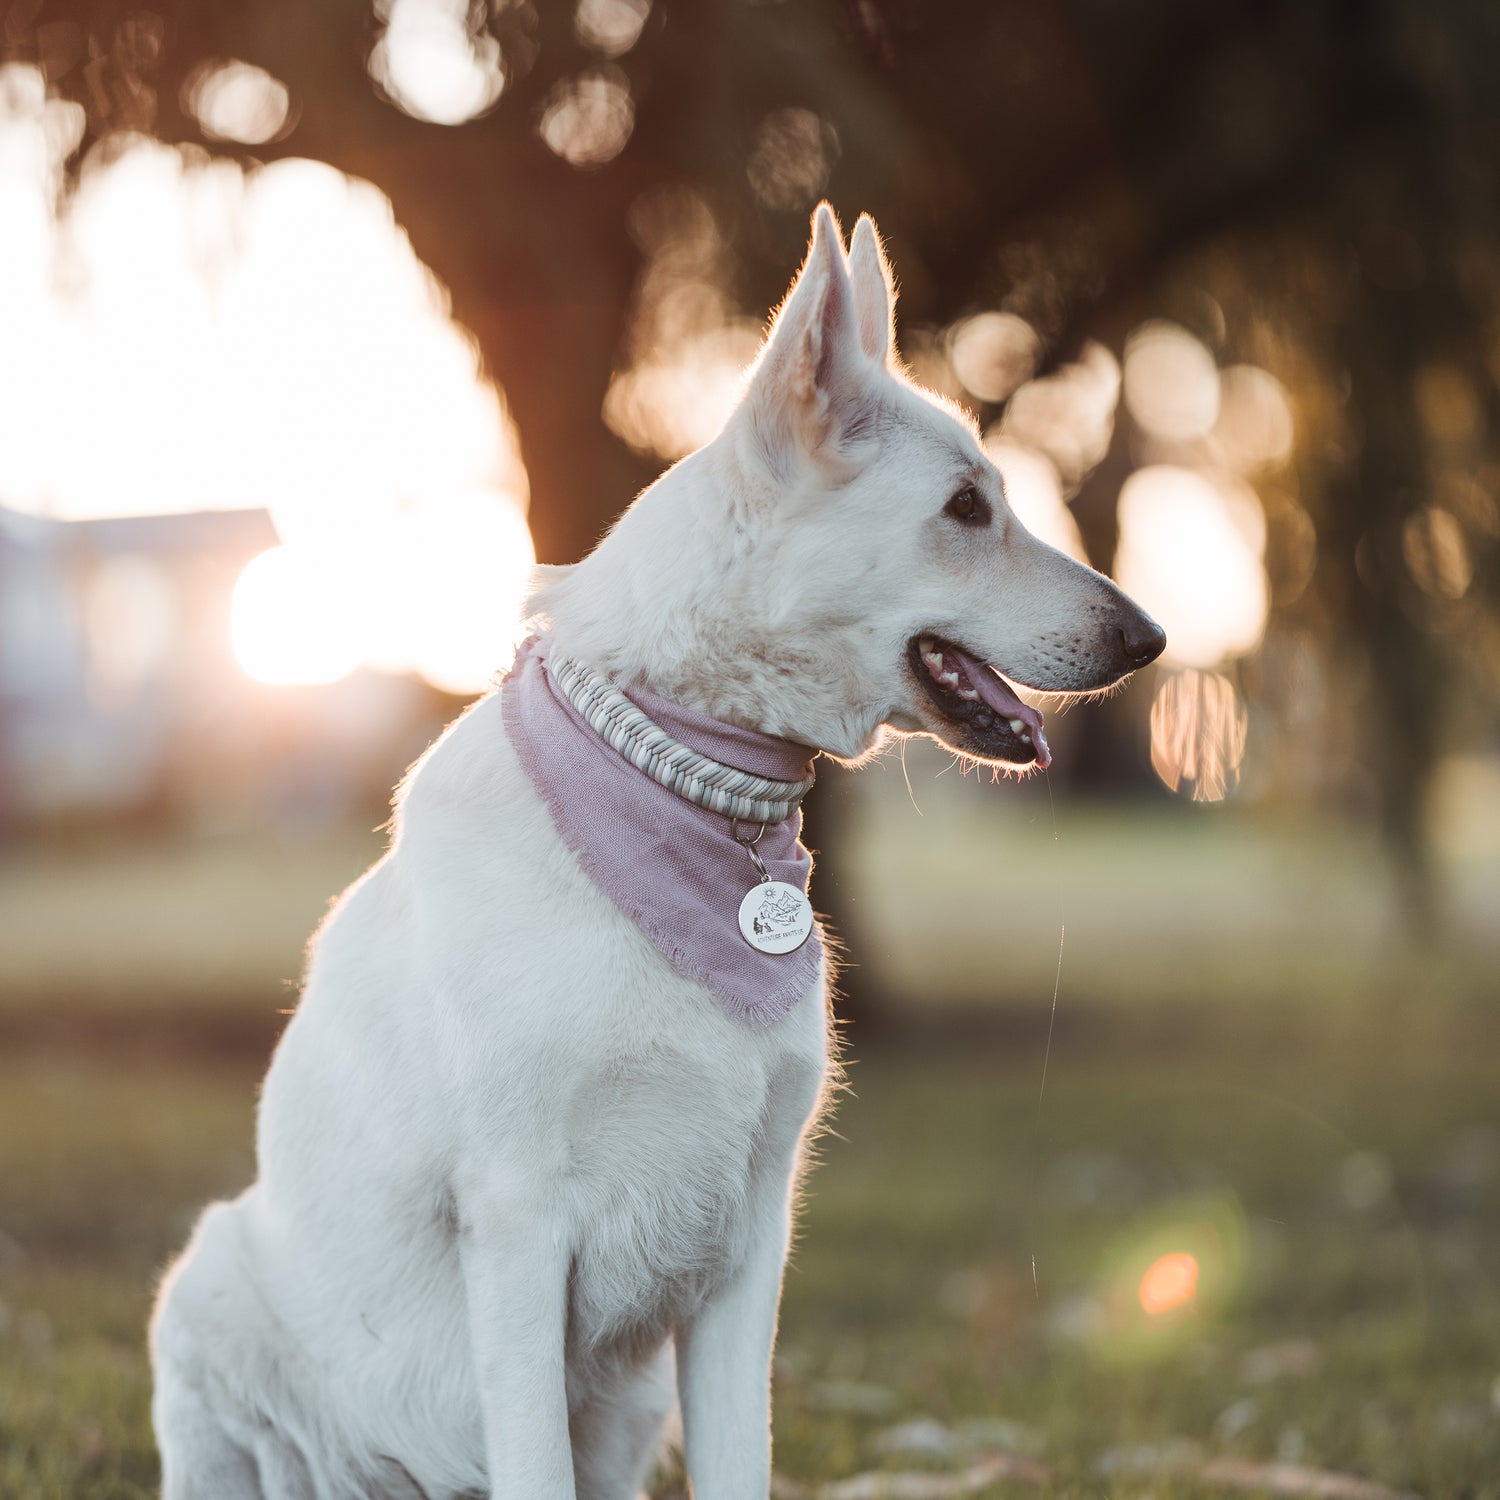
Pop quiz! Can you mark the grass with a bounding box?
[0,1060,255,1500]
[1,805,1496,1496]
[2,1035,1497,1498]
[3,753,1497,1029]
[773,1045,1500,1497]
[838,747,1500,1019]
[0,827,382,1019]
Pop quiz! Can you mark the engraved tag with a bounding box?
[737,880,814,954]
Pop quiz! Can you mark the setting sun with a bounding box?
[0,79,536,700]
[230,498,535,695]
[230,546,362,686]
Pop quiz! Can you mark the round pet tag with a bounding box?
[738,880,815,954]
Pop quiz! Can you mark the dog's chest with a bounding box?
[558,1034,817,1357]
[410,712,829,1362]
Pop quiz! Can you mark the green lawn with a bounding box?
[3,790,1497,1029]
[1,1035,1496,1498]
[1,803,1495,1496]
[838,747,1500,1021]
[0,827,384,1019]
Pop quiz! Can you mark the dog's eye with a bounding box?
[944,486,991,526]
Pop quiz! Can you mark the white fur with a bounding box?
[151,206,1157,1499]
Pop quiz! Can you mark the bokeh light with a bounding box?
[1138,1251,1199,1317]
[1123,320,1220,444]
[1212,364,1295,473]
[949,311,1039,404]
[538,68,635,168]
[573,0,652,58]
[983,435,1086,562]
[368,0,505,127]
[1083,1193,1247,1364]
[605,322,758,460]
[183,60,291,146]
[746,107,840,213]
[1402,505,1473,600]
[1000,342,1120,491]
[1149,668,1249,802]
[1114,466,1268,670]
[603,191,761,459]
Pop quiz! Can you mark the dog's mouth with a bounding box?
[906,634,1052,769]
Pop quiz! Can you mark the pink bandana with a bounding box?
[501,636,824,1025]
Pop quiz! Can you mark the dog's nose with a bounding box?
[1118,611,1167,667]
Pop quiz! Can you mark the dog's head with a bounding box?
[721,205,1165,768]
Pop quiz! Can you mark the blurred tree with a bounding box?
[11,0,1498,943]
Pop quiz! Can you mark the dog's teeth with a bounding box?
[957,687,979,701]
[1008,717,1026,734]
[938,671,960,687]
[922,651,945,672]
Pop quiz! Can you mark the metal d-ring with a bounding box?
[731,819,772,884]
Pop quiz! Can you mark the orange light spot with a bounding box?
[1138,1252,1199,1317]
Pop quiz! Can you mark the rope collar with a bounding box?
[549,653,815,824]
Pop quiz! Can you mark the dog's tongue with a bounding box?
[954,651,1052,769]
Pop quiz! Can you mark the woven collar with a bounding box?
[548,650,816,823]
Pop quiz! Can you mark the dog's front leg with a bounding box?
[457,1175,577,1500]
[675,1146,801,1499]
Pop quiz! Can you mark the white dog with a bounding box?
[151,206,1163,1500]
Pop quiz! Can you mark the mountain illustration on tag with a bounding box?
[754,887,805,936]
[737,879,813,954]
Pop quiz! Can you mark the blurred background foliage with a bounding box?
[1,0,1497,922]
[1,2,1499,1495]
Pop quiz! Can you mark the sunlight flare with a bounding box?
[230,501,535,695]
[0,74,534,699]
[1138,1251,1199,1317]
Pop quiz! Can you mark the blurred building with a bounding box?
[0,504,433,831]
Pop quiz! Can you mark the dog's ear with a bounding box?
[738,202,879,482]
[847,214,896,366]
